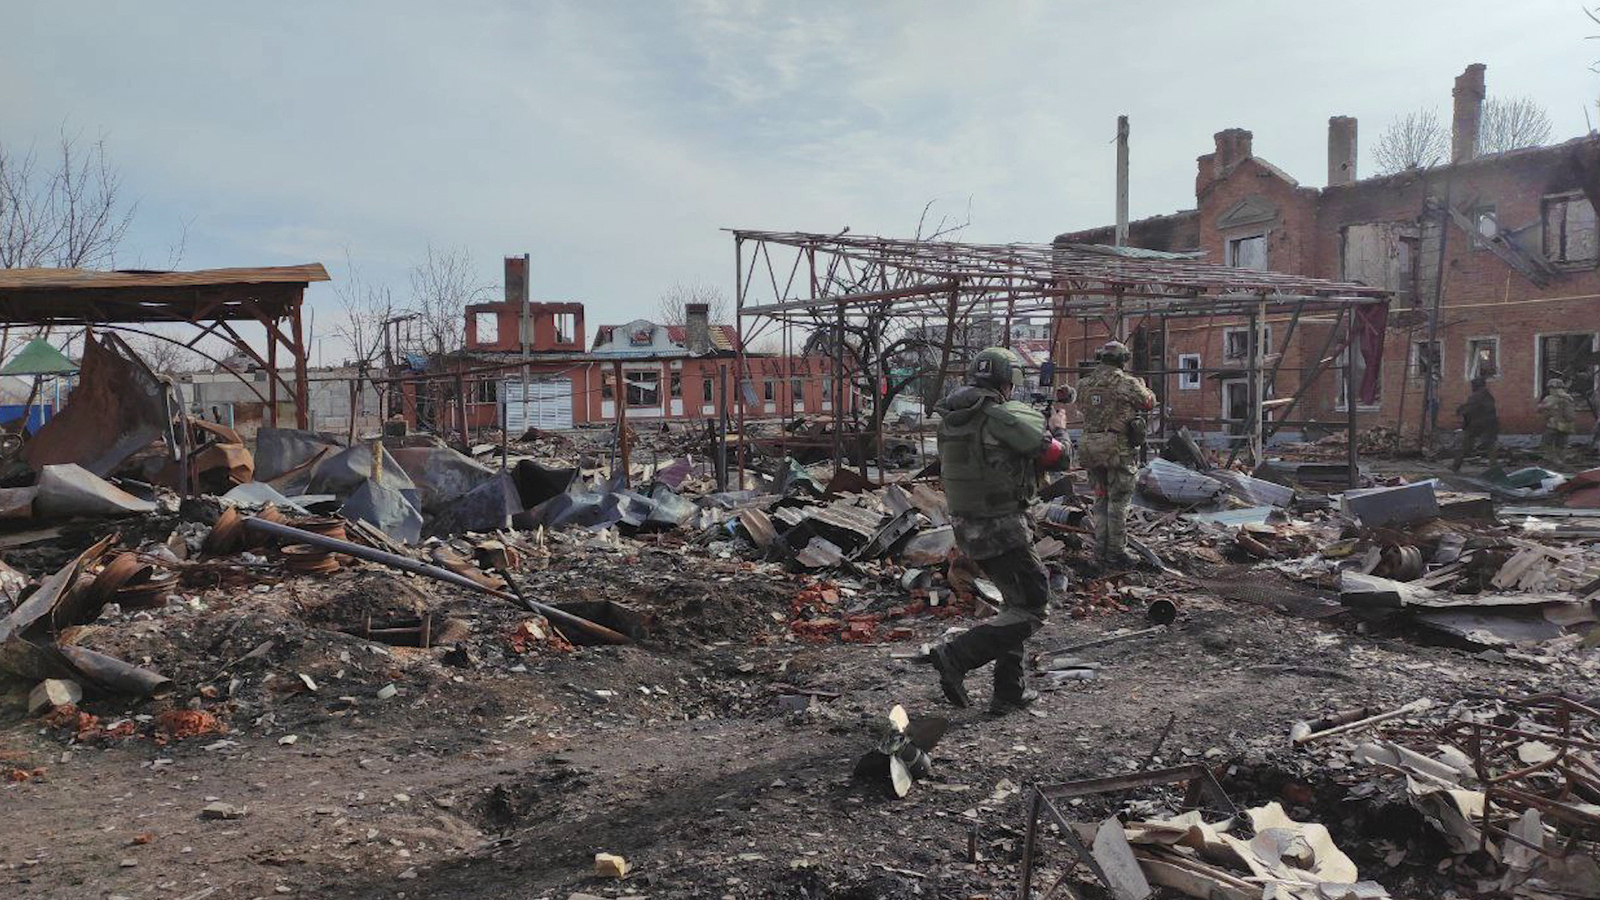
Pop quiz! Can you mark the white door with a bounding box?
[503,378,573,431]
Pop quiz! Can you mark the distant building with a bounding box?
[400,256,848,434]
[1056,63,1600,440]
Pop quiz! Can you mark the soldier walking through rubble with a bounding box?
[1538,377,1578,464]
[1451,375,1498,472]
[1075,341,1156,569]
[923,348,1073,715]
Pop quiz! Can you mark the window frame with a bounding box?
[1534,331,1598,399]
[1465,336,1499,382]
[1543,191,1599,266]
[1222,324,1271,362]
[1177,353,1202,390]
[1408,339,1442,381]
[1335,342,1382,412]
[1227,233,1268,269]
[625,369,661,408]
[553,312,577,345]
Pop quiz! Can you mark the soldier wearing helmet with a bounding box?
[1538,377,1578,463]
[1076,340,1156,568]
[924,347,1072,714]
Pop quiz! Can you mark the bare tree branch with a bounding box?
[331,249,396,369]
[656,280,730,325]
[1372,109,1449,175]
[406,243,491,358]
[1373,98,1554,175]
[1478,96,1553,154]
[0,129,135,269]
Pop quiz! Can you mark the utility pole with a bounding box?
[1115,115,1130,247]
[516,253,532,438]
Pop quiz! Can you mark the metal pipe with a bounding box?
[239,516,631,645]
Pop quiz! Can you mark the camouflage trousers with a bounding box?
[941,544,1051,703]
[1085,464,1136,559]
[1452,425,1498,471]
[1543,429,1571,461]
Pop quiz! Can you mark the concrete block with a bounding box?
[27,678,82,716]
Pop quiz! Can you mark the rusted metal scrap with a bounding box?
[22,332,167,477]
[0,534,171,696]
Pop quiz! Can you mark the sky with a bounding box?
[4,1,1598,363]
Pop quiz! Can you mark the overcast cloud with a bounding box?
[3,1,1596,360]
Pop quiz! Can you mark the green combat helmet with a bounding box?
[967,347,1025,392]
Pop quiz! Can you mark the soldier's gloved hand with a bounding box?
[1048,407,1069,436]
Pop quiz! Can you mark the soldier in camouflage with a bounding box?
[1538,378,1578,463]
[1450,375,1498,472]
[1075,341,1156,569]
[924,348,1073,715]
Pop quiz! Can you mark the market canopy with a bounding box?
[0,338,78,376]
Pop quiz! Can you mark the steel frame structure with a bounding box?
[731,230,1392,485]
[0,265,328,429]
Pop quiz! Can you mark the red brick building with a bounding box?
[1057,64,1600,442]
[402,257,847,434]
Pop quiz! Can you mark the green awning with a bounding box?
[0,338,78,376]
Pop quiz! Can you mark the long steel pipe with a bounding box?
[240,516,630,645]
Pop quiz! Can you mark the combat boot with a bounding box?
[989,688,1039,716]
[925,644,970,708]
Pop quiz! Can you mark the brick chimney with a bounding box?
[505,254,532,351]
[684,302,712,355]
[1327,116,1358,186]
[504,255,529,305]
[1452,63,1486,163]
[1197,129,1253,195]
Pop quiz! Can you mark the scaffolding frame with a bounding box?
[730,231,1391,487]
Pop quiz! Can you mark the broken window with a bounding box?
[626,370,660,407]
[628,326,654,346]
[601,371,614,401]
[553,313,576,344]
[1543,193,1599,264]
[821,375,833,405]
[762,379,776,402]
[1466,205,1498,250]
[1337,340,1380,409]
[1409,340,1441,380]
[1177,353,1201,390]
[474,312,499,346]
[1340,222,1417,305]
[791,377,804,406]
[1466,337,1499,381]
[669,372,682,399]
[472,379,497,404]
[1223,325,1270,361]
[1227,234,1267,270]
[1538,333,1597,398]
[702,376,714,403]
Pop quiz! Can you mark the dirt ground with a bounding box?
[0,516,1590,900]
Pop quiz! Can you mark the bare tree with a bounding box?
[1373,109,1450,175]
[406,243,491,358]
[0,129,135,269]
[1479,96,1554,154]
[656,280,730,325]
[1374,98,1554,175]
[331,251,395,369]
[126,330,206,375]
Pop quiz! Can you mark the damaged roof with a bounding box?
[0,264,330,325]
